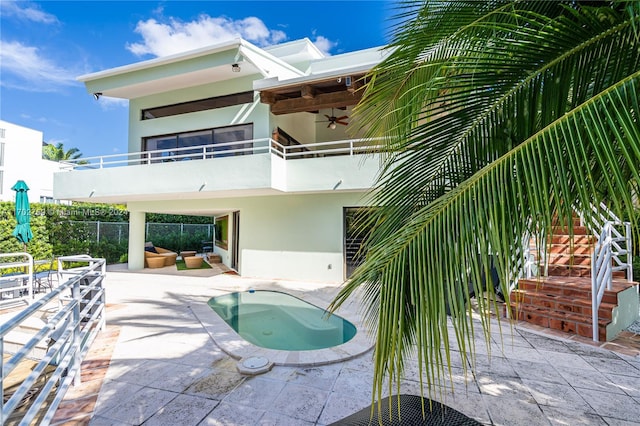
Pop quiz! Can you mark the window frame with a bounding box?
[140,91,255,120]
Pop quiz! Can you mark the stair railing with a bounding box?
[591,224,613,341]
[579,202,632,342]
[580,202,633,282]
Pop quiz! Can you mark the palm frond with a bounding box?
[333,70,640,402]
[329,1,640,414]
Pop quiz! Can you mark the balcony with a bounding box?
[54,138,383,203]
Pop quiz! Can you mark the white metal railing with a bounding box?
[592,224,614,341]
[580,202,633,282]
[0,253,34,307]
[59,137,383,170]
[584,203,633,341]
[512,203,632,342]
[0,255,106,425]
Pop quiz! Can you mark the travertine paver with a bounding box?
[47,269,640,425]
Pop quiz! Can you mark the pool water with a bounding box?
[208,290,357,351]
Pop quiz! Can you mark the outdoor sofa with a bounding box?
[144,243,178,268]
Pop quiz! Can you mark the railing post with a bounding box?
[72,278,82,386]
[592,247,598,342]
[626,222,633,282]
[1,336,4,424]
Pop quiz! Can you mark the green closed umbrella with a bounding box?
[11,180,33,249]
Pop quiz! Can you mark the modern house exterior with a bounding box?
[0,120,65,204]
[55,38,389,282]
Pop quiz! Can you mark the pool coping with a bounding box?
[191,286,374,367]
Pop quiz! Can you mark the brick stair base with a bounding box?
[505,276,636,341]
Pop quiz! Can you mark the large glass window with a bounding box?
[211,125,253,157]
[141,91,254,120]
[143,124,253,162]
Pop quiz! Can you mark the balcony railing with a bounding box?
[1,255,106,425]
[60,138,383,170]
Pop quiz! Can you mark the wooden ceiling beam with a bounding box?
[268,90,362,115]
[301,85,316,99]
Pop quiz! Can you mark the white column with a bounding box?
[128,210,146,270]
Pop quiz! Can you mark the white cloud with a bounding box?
[313,34,337,56]
[126,15,289,57]
[0,40,78,92]
[1,2,58,24]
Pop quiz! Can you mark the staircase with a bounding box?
[506,213,639,342]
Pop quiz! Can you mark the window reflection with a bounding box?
[143,124,253,163]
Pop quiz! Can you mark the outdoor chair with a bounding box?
[330,394,481,425]
[144,242,178,267]
[33,256,58,293]
[201,240,213,253]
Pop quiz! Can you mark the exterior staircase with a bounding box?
[505,215,639,342]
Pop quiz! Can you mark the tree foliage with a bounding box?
[330,0,640,407]
[42,142,84,161]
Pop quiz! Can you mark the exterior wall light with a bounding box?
[231,64,241,73]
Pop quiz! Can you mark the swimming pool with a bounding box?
[207,290,357,351]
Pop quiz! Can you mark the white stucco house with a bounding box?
[0,120,65,204]
[54,38,389,282]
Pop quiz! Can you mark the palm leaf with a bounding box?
[333,70,640,403]
[331,0,640,410]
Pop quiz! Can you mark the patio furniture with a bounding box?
[33,256,57,293]
[201,240,213,253]
[330,394,481,425]
[184,256,203,269]
[180,250,197,259]
[146,257,166,268]
[144,243,178,267]
[207,253,222,263]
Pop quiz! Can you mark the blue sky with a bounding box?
[0,1,394,158]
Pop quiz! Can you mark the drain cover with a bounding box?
[242,356,269,369]
[237,356,273,375]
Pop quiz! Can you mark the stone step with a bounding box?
[550,225,590,235]
[547,244,593,255]
[509,289,615,320]
[546,264,593,278]
[548,234,595,245]
[547,253,592,266]
[517,276,630,304]
[505,303,608,341]
[3,330,49,360]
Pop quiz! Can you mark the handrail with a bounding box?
[577,202,633,342]
[60,137,383,170]
[592,224,613,341]
[0,252,34,307]
[0,254,106,425]
[579,203,633,281]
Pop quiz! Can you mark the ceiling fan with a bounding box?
[317,108,348,129]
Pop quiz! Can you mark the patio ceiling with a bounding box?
[259,74,366,115]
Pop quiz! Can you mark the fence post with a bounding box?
[72,278,82,386]
[96,221,100,243]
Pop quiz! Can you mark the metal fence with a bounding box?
[66,221,214,244]
[0,255,107,425]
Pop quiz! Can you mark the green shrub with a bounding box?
[1,201,213,264]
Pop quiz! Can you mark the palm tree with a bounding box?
[42,142,83,161]
[330,0,640,407]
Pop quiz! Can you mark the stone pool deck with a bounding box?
[52,269,640,425]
